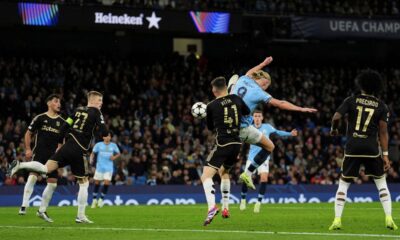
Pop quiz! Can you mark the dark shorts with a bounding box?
[206,144,241,170]
[50,139,89,178]
[32,152,58,179]
[341,156,384,178]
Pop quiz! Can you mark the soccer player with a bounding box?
[239,109,298,213]
[19,94,64,223]
[329,70,397,230]
[90,131,120,208]
[201,76,250,226]
[8,91,107,224]
[228,56,317,189]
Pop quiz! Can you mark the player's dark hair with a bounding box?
[253,109,263,114]
[211,77,227,90]
[46,94,60,103]
[355,69,383,95]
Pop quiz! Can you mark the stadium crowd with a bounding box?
[0,55,399,187]
[15,0,400,16]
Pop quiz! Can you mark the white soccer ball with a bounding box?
[191,102,207,119]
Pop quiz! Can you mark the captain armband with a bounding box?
[66,117,74,126]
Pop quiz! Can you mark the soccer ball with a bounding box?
[191,102,207,119]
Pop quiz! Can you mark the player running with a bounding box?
[19,94,65,223]
[8,91,107,224]
[329,70,397,230]
[201,77,250,226]
[239,109,297,213]
[228,56,317,189]
[90,131,120,208]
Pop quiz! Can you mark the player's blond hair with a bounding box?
[87,91,103,100]
[251,70,271,83]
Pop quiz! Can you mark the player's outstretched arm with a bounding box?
[269,98,318,113]
[246,56,273,76]
[330,112,342,136]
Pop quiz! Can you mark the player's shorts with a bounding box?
[93,171,113,181]
[32,152,58,179]
[245,158,269,174]
[239,125,263,145]
[206,144,241,170]
[50,139,89,178]
[341,156,384,178]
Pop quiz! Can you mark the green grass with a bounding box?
[0,203,399,240]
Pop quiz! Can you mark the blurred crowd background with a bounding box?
[1,54,399,186]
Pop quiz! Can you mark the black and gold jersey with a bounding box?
[336,94,389,157]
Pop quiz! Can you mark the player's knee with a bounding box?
[104,180,110,185]
[47,178,58,184]
[260,174,268,182]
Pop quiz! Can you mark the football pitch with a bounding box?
[1,203,399,240]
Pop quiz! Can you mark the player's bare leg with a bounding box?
[76,177,93,224]
[219,167,231,218]
[201,166,219,226]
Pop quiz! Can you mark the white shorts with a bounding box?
[93,171,113,181]
[245,158,269,174]
[240,125,263,145]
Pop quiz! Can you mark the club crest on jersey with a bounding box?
[56,121,60,127]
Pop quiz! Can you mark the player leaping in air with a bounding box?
[228,56,317,189]
[240,109,298,213]
[8,91,107,224]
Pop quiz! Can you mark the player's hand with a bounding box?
[383,155,391,171]
[261,56,273,66]
[300,107,318,113]
[25,149,32,160]
[110,155,117,161]
[330,129,339,136]
[291,129,298,137]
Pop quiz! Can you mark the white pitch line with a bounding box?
[182,206,393,210]
[0,225,399,239]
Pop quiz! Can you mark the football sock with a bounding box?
[39,183,57,213]
[374,177,392,216]
[101,184,109,199]
[20,162,48,174]
[93,184,100,199]
[77,181,89,218]
[202,178,215,211]
[22,175,37,207]
[221,179,230,210]
[334,179,350,218]
[258,182,267,202]
[241,183,248,200]
[246,150,271,176]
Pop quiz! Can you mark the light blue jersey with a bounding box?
[93,142,120,173]
[248,123,291,162]
[232,75,272,127]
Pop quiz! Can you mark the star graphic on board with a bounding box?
[146,12,161,29]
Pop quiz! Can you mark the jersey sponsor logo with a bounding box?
[41,125,60,134]
[352,132,368,138]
